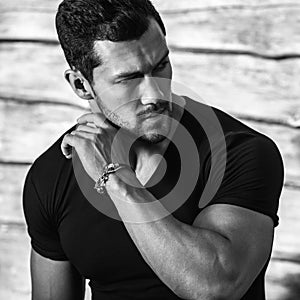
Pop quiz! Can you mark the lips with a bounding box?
[140,107,167,118]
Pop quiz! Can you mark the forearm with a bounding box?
[106,171,235,299]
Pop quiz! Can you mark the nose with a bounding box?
[139,76,165,106]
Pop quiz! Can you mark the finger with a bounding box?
[71,130,97,140]
[61,131,96,159]
[76,113,94,124]
[61,132,77,159]
[86,122,97,128]
[61,142,72,159]
[76,124,102,134]
[77,113,109,129]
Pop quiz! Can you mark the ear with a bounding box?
[64,69,95,100]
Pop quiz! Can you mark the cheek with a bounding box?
[100,88,134,113]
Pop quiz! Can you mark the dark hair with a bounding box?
[55,0,166,83]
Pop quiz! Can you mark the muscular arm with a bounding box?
[106,171,274,300]
[31,249,85,300]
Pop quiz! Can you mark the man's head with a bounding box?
[56,0,166,83]
[56,0,173,143]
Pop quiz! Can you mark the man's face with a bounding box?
[90,18,173,143]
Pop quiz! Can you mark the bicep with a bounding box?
[193,203,274,299]
[31,249,85,300]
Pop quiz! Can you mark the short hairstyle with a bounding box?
[55,0,166,83]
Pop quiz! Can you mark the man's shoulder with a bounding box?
[28,124,77,191]
[182,96,282,159]
[182,96,254,135]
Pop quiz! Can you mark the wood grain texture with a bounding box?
[1,44,299,125]
[0,11,57,41]
[0,44,77,105]
[151,0,300,12]
[171,52,300,122]
[0,0,60,12]
[1,5,300,57]
[1,0,298,12]
[0,101,86,163]
[163,6,300,56]
[0,226,31,300]
[273,188,300,256]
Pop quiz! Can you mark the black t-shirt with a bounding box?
[23,98,284,299]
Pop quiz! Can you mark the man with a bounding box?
[22,0,284,299]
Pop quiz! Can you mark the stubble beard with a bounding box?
[95,99,172,144]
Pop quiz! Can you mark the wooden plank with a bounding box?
[152,0,300,12]
[0,44,78,106]
[1,5,300,56]
[163,6,300,56]
[1,44,299,124]
[0,11,57,41]
[171,52,300,122]
[1,0,298,12]
[0,0,60,12]
[0,101,86,163]
[0,225,31,300]
[273,188,300,256]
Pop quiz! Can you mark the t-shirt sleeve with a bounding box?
[203,132,284,227]
[23,166,68,261]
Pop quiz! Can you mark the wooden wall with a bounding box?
[0,1,299,299]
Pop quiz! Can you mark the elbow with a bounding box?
[173,281,235,300]
[172,265,240,300]
[174,279,238,300]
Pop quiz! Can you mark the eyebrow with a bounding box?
[114,49,170,80]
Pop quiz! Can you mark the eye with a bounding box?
[118,78,130,85]
[116,77,134,85]
[117,74,143,85]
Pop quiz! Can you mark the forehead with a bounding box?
[92,19,168,77]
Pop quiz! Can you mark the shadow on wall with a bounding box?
[282,255,300,300]
[283,274,300,300]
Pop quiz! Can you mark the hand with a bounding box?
[61,112,132,182]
